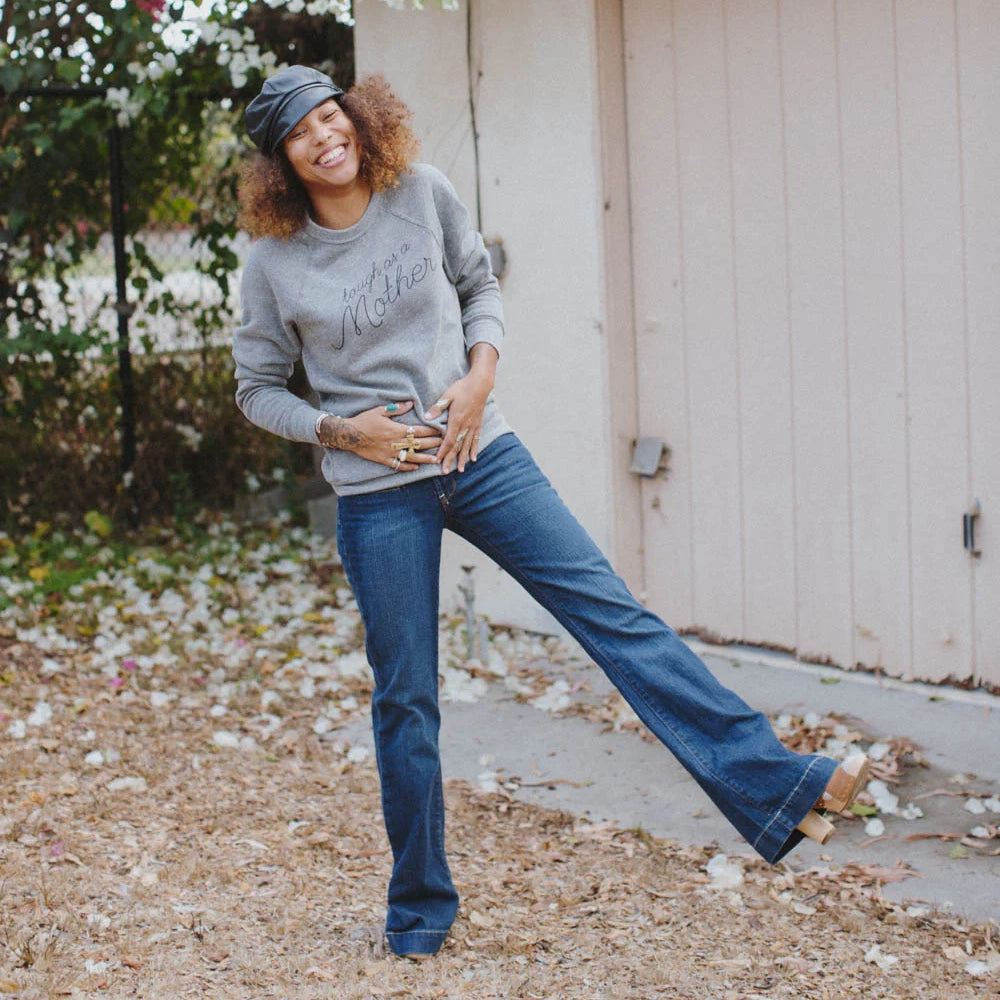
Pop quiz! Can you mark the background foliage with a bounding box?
[0,0,363,531]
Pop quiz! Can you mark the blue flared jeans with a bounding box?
[336,433,837,956]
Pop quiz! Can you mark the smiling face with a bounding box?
[281,98,365,198]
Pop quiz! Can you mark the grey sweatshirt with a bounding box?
[233,163,510,496]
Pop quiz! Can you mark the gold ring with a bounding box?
[391,457,401,471]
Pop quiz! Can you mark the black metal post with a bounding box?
[108,123,138,527]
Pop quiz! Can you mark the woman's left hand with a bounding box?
[425,344,498,474]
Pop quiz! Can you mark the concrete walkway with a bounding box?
[341,641,1000,925]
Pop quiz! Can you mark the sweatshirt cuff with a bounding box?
[465,316,504,356]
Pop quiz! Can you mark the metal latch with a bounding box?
[630,438,670,478]
[963,499,982,557]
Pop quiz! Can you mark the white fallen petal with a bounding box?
[477,770,500,794]
[867,741,891,762]
[864,944,899,971]
[7,719,27,739]
[706,853,744,889]
[964,798,988,815]
[346,745,369,763]
[983,796,1000,813]
[900,803,924,820]
[85,959,109,974]
[864,818,886,837]
[969,826,991,839]
[313,716,333,736]
[149,691,172,709]
[529,679,571,713]
[212,730,241,748]
[84,750,105,767]
[965,960,989,977]
[867,778,900,815]
[27,701,53,727]
[107,776,148,793]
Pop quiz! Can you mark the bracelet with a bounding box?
[315,412,337,446]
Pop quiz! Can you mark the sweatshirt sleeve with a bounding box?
[232,248,325,444]
[428,167,505,356]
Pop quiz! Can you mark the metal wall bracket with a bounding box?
[630,437,669,478]
[963,498,982,557]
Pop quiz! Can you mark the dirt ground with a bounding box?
[1,523,998,999]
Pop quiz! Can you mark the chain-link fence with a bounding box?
[35,226,250,356]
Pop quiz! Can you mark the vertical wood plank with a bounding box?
[957,0,1000,687]
[896,0,973,680]
[623,0,696,627]
[779,0,855,666]
[725,0,797,647]
[673,0,745,635]
[836,0,913,676]
[595,0,643,592]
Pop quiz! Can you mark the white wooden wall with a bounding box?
[622,0,1000,687]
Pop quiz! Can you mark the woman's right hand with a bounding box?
[318,400,443,472]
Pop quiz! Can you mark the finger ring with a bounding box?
[391,457,401,471]
[455,430,468,444]
[397,449,408,461]
[385,402,400,414]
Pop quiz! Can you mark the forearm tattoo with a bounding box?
[320,416,369,451]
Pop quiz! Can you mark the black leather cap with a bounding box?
[245,66,344,155]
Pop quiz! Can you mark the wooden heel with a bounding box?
[797,809,835,844]
[819,754,871,814]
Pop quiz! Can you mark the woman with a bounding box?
[233,66,869,959]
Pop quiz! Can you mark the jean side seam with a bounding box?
[751,755,825,851]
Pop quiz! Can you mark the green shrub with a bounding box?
[0,345,314,532]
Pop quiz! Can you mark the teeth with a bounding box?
[318,145,346,166]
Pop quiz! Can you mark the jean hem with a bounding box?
[385,929,451,957]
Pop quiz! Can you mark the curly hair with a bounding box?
[237,74,421,240]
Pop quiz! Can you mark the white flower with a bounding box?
[175,424,203,450]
